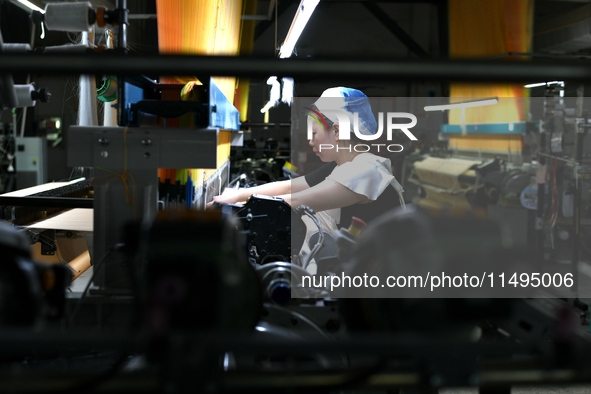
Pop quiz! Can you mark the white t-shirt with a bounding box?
[321,153,405,224]
[327,153,403,201]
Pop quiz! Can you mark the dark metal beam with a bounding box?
[362,1,429,58]
[254,0,296,42]
[2,53,591,83]
[0,196,93,208]
[436,0,448,58]
[436,0,449,96]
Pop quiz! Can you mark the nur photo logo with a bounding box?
[306,108,418,153]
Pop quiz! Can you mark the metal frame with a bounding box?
[3,53,591,82]
[362,2,430,58]
[68,126,220,292]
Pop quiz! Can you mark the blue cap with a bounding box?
[314,87,377,135]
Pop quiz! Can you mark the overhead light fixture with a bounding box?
[524,81,564,88]
[424,98,498,112]
[261,0,319,113]
[278,0,319,59]
[523,82,546,88]
[260,101,275,114]
[14,0,45,14]
[260,77,281,114]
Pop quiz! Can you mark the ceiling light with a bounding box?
[278,0,319,59]
[424,98,498,112]
[524,81,564,88]
[260,101,275,114]
[15,0,45,14]
[523,82,546,88]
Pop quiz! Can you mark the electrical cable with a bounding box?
[294,205,324,270]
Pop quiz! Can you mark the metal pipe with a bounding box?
[4,54,591,82]
[537,152,578,165]
[0,196,93,208]
[536,131,546,272]
[115,0,128,126]
[572,123,587,297]
[240,122,291,127]
[115,0,128,53]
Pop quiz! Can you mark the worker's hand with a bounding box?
[205,188,244,209]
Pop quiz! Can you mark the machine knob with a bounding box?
[31,88,51,103]
[268,280,291,305]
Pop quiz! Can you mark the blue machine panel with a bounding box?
[209,79,240,131]
[441,122,528,134]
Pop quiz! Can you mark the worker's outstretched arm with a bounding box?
[278,179,368,212]
[209,176,309,206]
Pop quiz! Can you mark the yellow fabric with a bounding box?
[156,0,243,103]
[448,134,523,154]
[156,0,242,195]
[235,0,257,122]
[448,0,533,127]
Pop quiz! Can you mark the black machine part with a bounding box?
[0,223,71,326]
[0,32,18,109]
[255,261,311,305]
[139,210,261,332]
[484,168,531,204]
[339,205,524,331]
[232,195,306,265]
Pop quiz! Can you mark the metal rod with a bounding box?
[363,2,429,58]
[240,122,291,127]
[536,131,546,272]
[128,14,156,19]
[572,124,587,297]
[0,196,93,208]
[116,0,128,53]
[116,0,128,126]
[537,152,578,165]
[0,368,588,393]
[5,54,591,82]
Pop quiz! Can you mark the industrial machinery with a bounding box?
[0,221,71,327]
[2,2,591,393]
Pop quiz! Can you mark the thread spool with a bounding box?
[44,2,94,32]
[1,43,31,53]
[97,76,117,102]
[14,84,35,107]
[78,30,98,126]
[102,31,117,126]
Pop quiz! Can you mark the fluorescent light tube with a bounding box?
[424,98,498,112]
[524,81,564,88]
[524,82,547,88]
[278,0,319,59]
[260,101,275,113]
[16,0,45,14]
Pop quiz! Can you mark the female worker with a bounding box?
[210,87,404,230]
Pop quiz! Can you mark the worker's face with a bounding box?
[308,118,338,162]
